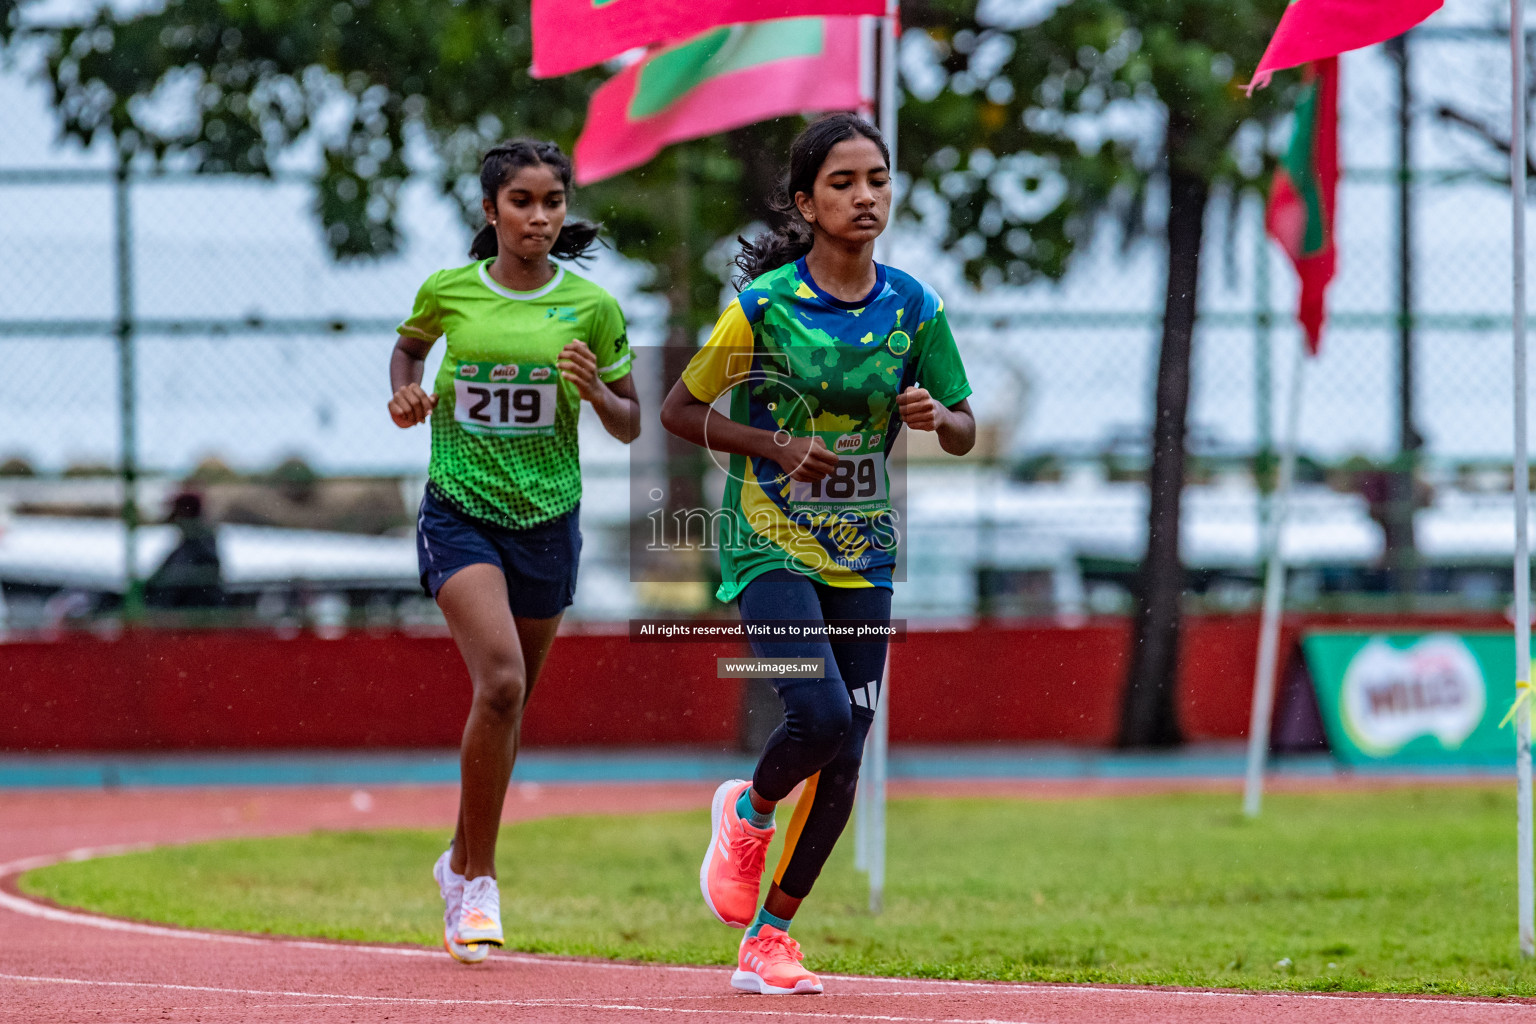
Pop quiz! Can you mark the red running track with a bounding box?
[1,780,1533,1023]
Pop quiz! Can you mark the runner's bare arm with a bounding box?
[389,334,439,428]
[659,379,838,482]
[896,388,975,456]
[557,340,642,444]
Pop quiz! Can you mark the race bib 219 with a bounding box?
[452,362,558,437]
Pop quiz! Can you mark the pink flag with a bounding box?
[532,0,883,78]
[1249,0,1441,92]
[574,17,865,185]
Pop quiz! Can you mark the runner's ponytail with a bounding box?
[469,224,498,261]
[471,139,602,263]
[733,113,890,289]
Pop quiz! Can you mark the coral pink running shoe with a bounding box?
[732,925,823,995]
[699,779,773,928]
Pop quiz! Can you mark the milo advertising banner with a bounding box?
[1301,632,1517,766]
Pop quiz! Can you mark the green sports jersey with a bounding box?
[398,260,633,529]
[682,258,971,603]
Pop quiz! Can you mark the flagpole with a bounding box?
[879,0,897,174]
[867,651,890,914]
[1242,329,1305,818]
[858,0,898,917]
[1509,0,1534,961]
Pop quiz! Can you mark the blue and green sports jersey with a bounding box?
[682,258,972,603]
[398,261,632,529]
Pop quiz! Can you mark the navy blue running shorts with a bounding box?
[415,486,581,619]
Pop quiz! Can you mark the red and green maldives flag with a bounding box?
[574,16,865,184]
[1251,0,1443,350]
[532,0,883,78]
[1249,0,1441,91]
[1266,58,1339,353]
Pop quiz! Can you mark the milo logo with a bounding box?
[489,364,520,382]
[1340,635,1486,755]
[528,366,553,382]
[867,433,882,448]
[833,434,863,454]
[886,331,911,356]
[458,364,476,378]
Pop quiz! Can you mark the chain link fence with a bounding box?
[0,20,1532,629]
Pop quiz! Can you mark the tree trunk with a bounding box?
[1118,162,1209,748]
[631,151,706,583]
[664,150,704,518]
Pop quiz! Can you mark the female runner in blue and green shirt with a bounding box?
[661,113,974,995]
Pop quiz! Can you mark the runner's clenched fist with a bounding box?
[389,383,438,428]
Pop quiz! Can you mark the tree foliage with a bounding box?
[14,0,1296,313]
[13,0,762,327]
[33,0,595,255]
[900,0,1294,283]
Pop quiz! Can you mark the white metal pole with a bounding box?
[884,0,897,198]
[1509,0,1534,961]
[858,0,898,916]
[854,769,870,871]
[878,1,898,203]
[854,637,871,870]
[868,650,890,914]
[1242,332,1306,818]
[859,15,878,117]
[853,5,891,883]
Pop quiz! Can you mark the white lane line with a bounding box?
[0,886,272,947]
[682,985,1531,1012]
[0,973,1040,1023]
[3,849,1532,1011]
[926,982,1533,1009]
[0,843,155,875]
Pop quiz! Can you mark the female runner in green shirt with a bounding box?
[388,139,639,964]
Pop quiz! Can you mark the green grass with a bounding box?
[20,787,1536,996]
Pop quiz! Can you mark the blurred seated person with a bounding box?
[145,491,224,609]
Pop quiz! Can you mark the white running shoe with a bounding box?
[433,849,489,964]
[732,925,824,994]
[456,874,505,946]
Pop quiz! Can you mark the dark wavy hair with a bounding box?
[732,113,890,289]
[469,138,602,262]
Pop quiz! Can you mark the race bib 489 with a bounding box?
[452,361,558,437]
[787,430,889,515]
